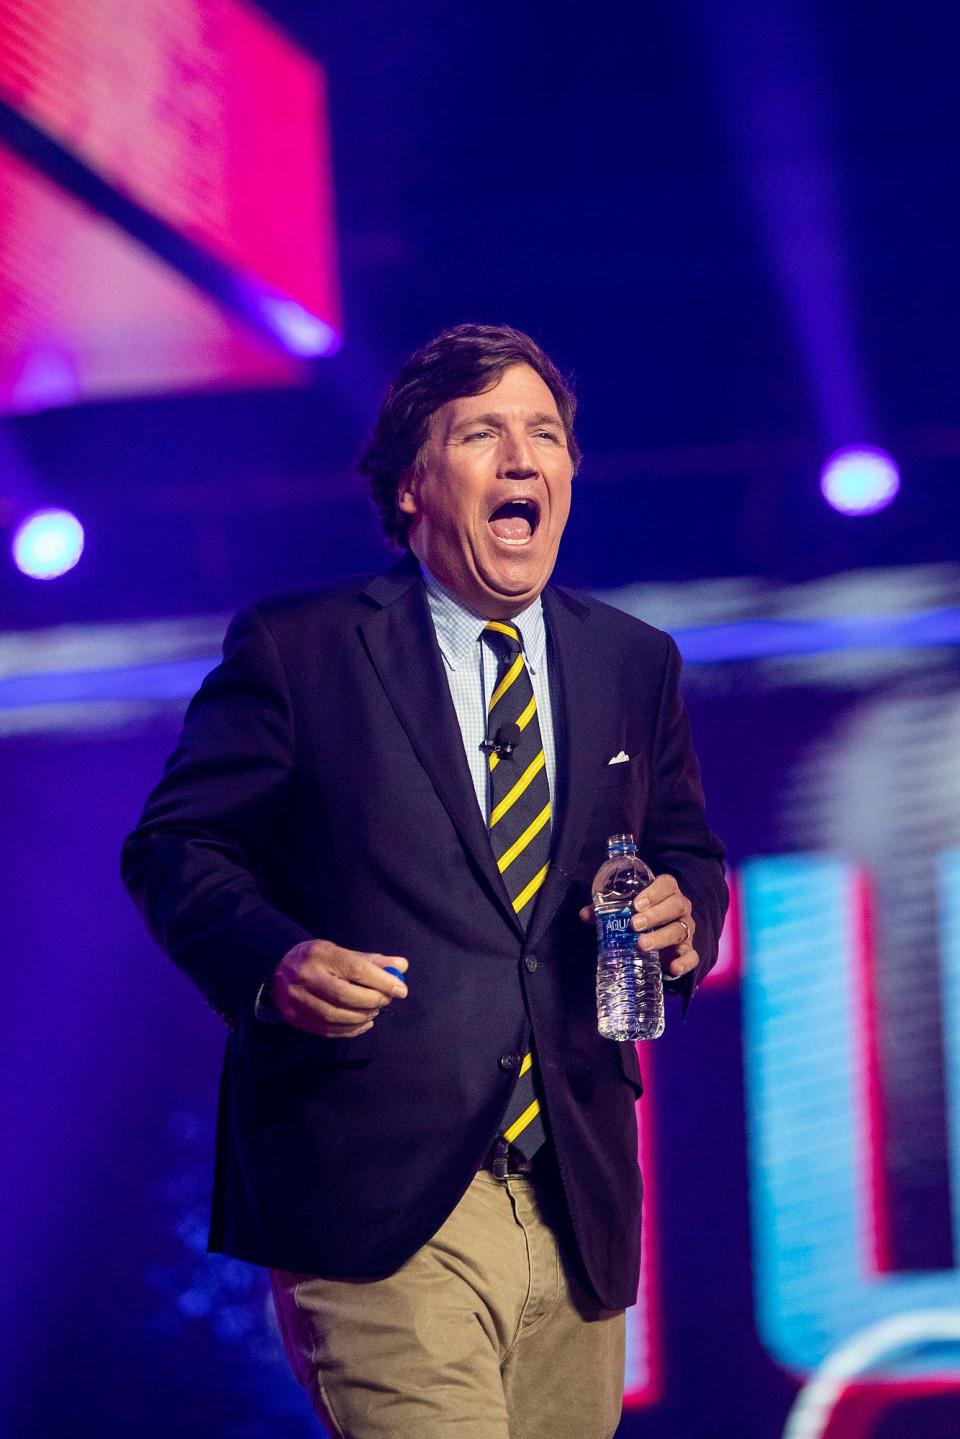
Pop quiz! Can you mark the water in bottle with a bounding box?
[593,832,664,1041]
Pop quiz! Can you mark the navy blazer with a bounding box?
[122,557,727,1310]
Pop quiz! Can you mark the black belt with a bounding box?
[482,1138,539,1179]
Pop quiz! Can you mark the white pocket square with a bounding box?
[607,751,630,765]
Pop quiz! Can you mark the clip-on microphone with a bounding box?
[480,721,522,759]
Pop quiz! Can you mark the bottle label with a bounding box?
[596,905,636,949]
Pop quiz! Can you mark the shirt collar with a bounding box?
[420,563,547,675]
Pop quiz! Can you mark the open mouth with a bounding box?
[487,498,540,546]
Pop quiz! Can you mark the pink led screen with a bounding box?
[0,0,340,409]
[0,145,301,409]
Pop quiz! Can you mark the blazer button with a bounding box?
[499,1052,521,1071]
[524,954,538,972]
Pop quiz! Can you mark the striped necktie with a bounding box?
[484,619,550,1160]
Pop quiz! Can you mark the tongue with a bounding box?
[489,515,532,541]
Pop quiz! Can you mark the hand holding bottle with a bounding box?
[579,857,698,981]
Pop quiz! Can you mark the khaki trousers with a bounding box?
[270,1166,625,1439]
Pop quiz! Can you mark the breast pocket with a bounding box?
[597,753,647,790]
[581,753,649,867]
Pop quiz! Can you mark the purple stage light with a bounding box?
[820,447,900,516]
[12,507,84,579]
[254,295,340,357]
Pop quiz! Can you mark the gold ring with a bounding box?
[678,919,691,947]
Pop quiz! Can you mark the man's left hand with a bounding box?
[579,872,698,979]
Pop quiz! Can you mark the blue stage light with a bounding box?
[11,508,85,579]
[820,447,900,515]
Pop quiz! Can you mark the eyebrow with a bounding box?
[449,411,563,434]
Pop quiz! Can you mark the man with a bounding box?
[122,323,727,1439]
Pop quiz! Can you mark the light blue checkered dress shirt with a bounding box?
[420,565,557,822]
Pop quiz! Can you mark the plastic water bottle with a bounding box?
[593,833,664,1041]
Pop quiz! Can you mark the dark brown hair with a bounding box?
[359,323,580,547]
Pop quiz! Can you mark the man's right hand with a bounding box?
[268,940,409,1038]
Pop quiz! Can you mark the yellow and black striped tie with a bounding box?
[484,620,549,1159]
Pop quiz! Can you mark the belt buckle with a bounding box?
[492,1138,510,1179]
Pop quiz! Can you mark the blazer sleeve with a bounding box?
[120,605,312,1026]
[641,634,728,1009]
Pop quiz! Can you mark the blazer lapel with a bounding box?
[526,584,609,949]
[359,559,523,935]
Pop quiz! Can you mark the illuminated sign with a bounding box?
[0,0,339,408]
[741,853,960,1434]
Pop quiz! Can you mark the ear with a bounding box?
[397,473,418,517]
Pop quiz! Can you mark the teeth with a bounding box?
[489,499,537,518]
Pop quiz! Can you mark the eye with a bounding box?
[464,429,494,442]
[536,429,561,442]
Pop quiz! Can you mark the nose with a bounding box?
[497,428,539,480]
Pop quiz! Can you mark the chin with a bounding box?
[479,578,546,613]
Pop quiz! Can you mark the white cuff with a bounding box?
[254,981,285,1024]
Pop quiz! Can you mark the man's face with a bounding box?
[398,363,574,618]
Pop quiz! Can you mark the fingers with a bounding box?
[630,874,698,975]
[634,918,694,952]
[271,939,409,1037]
[288,993,379,1034]
[306,940,409,996]
[664,946,699,979]
[630,874,690,943]
[332,951,410,1002]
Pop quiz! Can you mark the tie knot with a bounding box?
[483,620,522,661]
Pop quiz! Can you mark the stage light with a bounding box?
[11,508,85,579]
[255,295,340,357]
[820,447,900,516]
